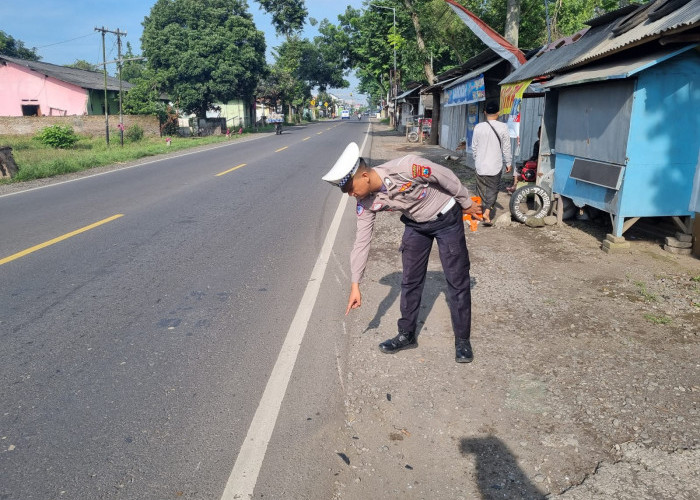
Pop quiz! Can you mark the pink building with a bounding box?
[0,55,130,117]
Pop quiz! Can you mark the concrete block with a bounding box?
[674,232,693,243]
[664,237,692,249]
[663,244,692,255]
[605,234,627,244]
[602,239,631,253]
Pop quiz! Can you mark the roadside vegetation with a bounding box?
[0,125,283,183]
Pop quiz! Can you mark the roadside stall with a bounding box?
[497,1,700,246]
[541,45,699,238]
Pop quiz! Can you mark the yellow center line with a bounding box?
[216,163,247,177]
[303,137,311,141]
[275,146,288,152]
[0,214,124,267]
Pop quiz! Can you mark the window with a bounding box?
[21,104,41,116]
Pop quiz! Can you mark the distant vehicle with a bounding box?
[341,110,350,119]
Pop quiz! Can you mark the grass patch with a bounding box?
[643,313,672,325]
[0,129,270,183]
[634,281,657,302]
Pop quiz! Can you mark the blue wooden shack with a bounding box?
[500,1,700,240]
[542,44,699,237]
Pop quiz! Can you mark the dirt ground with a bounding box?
[332,123,699,499]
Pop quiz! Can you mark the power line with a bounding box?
[36,32,97,49]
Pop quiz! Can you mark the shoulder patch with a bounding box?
[418,188,427,199]
[411,164,432,178]
[383,177,394,189]
[371,202,383,211]
[356,204,365,216]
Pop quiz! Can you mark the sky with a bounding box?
[0,0,367,103]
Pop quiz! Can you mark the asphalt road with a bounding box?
[0,120,369,499]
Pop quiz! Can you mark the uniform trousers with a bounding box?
[398,204,471,340]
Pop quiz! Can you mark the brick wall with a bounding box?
[0,115,161,137]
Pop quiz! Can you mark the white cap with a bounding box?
[322,142,361,188]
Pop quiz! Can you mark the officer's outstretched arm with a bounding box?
[345,282,362,315]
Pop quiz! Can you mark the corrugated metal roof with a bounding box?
[541,44,697,88]
[444,59,502,90]
[500,24,612,84]
[396,86,421,101]
[420,76,458,93]
[500,0,700,85]
[565,0,700,68]
[0,55,131,92]
[422,48,504,92]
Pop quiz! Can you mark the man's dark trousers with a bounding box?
[398,204,471,340]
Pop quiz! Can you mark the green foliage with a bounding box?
[123,67,168,116]
[0,30,40,60]
[36,126,79,149]
[315,0,637,103]
[3,133,245,182]
[121,42,146,83]
[257,0,307,37]
[142,0,267,117]
[65,59,99,72]
[125,125,144,142]
[643,313,671,325]
[635,281,658,302]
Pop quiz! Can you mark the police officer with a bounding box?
[322,143,482,363]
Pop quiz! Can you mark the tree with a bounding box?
[121,42,146,83]
[0,31,40,60]
[122,67,168,116]
[505,0,521,46]
[257,0,308,37]
[66,59,98,72]
[141,0,267,117]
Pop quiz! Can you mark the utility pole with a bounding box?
[115,28,127,146]
[95,26,110,145]
[94,26,127,146]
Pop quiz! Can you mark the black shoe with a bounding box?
[455,339,473,363]
[378,331,417,354]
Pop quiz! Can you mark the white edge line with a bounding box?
[220,130,370,500]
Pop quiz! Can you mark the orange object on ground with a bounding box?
[463,196,483,222]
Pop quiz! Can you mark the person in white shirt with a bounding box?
[471,101,512,225]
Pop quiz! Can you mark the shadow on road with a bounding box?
[460,435,546,500]
[365,271,477,335]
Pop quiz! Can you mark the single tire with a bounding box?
[407,131,419,143]
[612,1,655,36]
[510,185,552,223]
[648,0,690,21]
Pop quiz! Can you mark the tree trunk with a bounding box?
[505,0,521,47]
[404,0,436,84]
